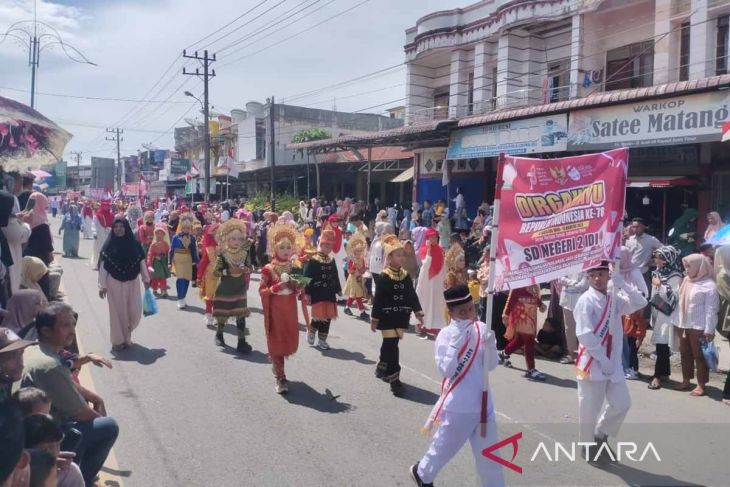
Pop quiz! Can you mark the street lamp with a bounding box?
[184,91,202,104]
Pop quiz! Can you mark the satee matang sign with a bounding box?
[567,91,730,150]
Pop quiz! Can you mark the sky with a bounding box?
[0,0,468,165]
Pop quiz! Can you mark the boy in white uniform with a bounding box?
[410,284,504,487]
[573,260,647,462]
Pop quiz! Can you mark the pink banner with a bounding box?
[494,148,628,291]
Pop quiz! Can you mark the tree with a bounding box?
[292,128,332,198]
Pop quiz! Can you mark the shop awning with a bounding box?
[627,176,697,188]
[390,166,414,183]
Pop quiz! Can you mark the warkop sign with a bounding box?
[567,91,730,150]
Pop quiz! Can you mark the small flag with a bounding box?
[722,121,730,142]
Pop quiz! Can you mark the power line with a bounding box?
[0,85,197,104]
[185,0,270,50]
[219,0,372,67]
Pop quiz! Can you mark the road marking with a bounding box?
[61,281,125,487]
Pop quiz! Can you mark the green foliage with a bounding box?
[244,192,300,213]
[290,128,332,143]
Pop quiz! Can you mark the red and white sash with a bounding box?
[575,295,613,379]
[423,322,481,433]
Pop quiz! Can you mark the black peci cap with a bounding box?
[444,284,472,308]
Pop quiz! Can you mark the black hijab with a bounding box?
[0,191,15,268]
[99,217,146,281]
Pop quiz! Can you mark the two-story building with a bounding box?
[293,0,730,237]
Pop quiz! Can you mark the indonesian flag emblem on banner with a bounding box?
[493,148,629,291]
[722,121,730,142]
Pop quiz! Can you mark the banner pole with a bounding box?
[481,153,505,438]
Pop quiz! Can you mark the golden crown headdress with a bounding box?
[445,243,465,270]
[215,219,248,244]
[267,222,302,256]
[382,234,403,258]
[346,232,367,257]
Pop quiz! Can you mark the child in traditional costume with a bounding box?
[303,229,341,350]
[325,214,347,302]
[137,211,156,255]
[500,284,547,381]
[260,223,305,394]
[197,223,220,327]
[192,221,204,288]
[370,235,423,396]
[415,228,447,337]
[147,224,170,296]
[444,244,468,288]
[169,217,199,309]
[213,219,253,353]
[343,232,369,320]
[410,284,503,487]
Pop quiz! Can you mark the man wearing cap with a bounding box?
[410,284,503,487]
[0,327,36,403]
[573,260,647,463]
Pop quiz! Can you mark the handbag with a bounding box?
[649,292,674,316]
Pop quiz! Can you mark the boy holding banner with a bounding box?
[574,260,647,462]
[410,284,503,487]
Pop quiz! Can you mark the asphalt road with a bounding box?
[53,220,729,487]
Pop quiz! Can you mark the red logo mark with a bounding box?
[482,432,523,474]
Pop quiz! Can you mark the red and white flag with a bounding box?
[722,121,730,142]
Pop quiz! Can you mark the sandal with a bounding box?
[559,356,574,364]
[648,381,661,390]
[723,399,730,406]
[674,382,692,391]
[689,388,707,397]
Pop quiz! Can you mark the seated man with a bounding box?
[535,317,564,359]
[0,326,36,402]
[20,302,119,486]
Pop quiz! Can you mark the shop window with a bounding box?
[547,59,570,102]
[605,40,654,91]
[717,15,729,75]
[679,21,690,81]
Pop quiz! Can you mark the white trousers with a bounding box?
[418,411,505,487]
[577,379,631,443]
[107,276,142,347]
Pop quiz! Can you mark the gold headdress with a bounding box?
[382,234,403,258]
[216,219,248,245]
[267,222,302,256]
[445,243,465,270]
[346,232,367,257]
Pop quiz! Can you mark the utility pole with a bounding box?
[183,50,216,202]
[106,128,123,192]
[69,151,82,190]
[29,31,38,108]
[269,96,276,212]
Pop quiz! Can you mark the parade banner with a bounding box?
[493,148,628,291]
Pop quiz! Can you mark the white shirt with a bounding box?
[558,272,588,310]
[626,233,662,274]
[369,238,384,275]
[574,282,647,382]
[435,320,498,414]
[678,278,719,335]
[220,210,230,222]
[453,193,465,209]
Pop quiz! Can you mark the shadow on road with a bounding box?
[181,305,205,315]
[320,347,376,365]
[100,466,132,478]
[111,344,167,365]
[397,382,440,405]
[219,345,270,364]
[283,381,353,413]
[596,461,703,486]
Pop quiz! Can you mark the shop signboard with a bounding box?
[567,91,730,150]
[446,114,568,159]
[170,158,190,176]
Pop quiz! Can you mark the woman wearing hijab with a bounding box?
[0,190,29,295]
[3,288,45,334]
[23,192,54,265]
[21,256,51,302]
[98,218,150,351]
[704,211,723,242]
[676,254,719,396]
[648,246,683,390]
[59,204,82,258]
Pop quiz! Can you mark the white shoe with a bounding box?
[307,330,315,346]
[204,313,213,326]
[625,369,639,380]
[317,339,330,350]
[275,379,289,394]
[177,299,187,310]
